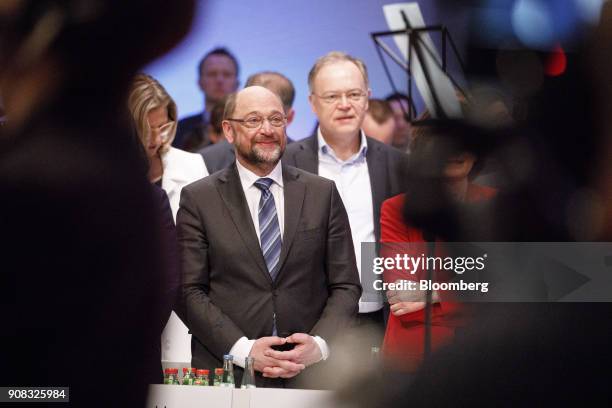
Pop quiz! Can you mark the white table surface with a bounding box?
[147,384,337,408]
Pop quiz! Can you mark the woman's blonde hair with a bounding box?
[128,73,178,154]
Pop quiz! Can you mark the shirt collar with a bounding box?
[161,147,191,183]
[236,159,284,189]
[317,127,368,163]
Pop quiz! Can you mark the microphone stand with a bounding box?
[423,234,436,360]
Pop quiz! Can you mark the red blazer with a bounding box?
[380,184,496,371]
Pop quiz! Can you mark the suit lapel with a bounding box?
[293,135,319,174]
[275,165,305,281]
[216,165,271,283]
[366,138,388,241]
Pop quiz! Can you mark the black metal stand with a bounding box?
[370,12,467,125]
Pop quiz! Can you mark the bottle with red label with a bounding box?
[164,368,180,385]
[182,367,196,385]
[194,369,209,386]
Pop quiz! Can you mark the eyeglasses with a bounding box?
[226,114,287,129]
[149,121,175,142]
[312,90,367,105]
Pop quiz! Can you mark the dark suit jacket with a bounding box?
[177,163,361,387]
[174,112,207,150]
[283,133,408,242]
[199,139,235,174]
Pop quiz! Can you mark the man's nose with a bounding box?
[337,94,351,109]
[259,118,274,134]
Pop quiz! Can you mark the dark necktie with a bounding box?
[253,178,282,281]
[254,178,282,336]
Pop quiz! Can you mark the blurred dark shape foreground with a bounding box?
[0,0,194,406]
[339,304,612,407]
[339,1,612,405]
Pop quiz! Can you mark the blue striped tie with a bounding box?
[254,178,282,281]
[254,178,282,336]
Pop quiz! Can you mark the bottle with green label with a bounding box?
[213,368,223,386]
[164,368,180,385]
[163,368,173,385]
[182,367,196,385]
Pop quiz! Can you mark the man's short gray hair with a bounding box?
[307,51,369,93]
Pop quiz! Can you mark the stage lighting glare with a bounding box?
[574,0,606,25]
[544,44,567,76]
[511,0,556,48]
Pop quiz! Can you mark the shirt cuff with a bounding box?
[228,336,255,369]
[312,335,329,361]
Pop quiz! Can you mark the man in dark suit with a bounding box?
[173,47,240,150]
[200,71,296,174]
[177,86,361,388]
[284,52,407,346]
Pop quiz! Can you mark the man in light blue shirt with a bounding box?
[285,51,408,346]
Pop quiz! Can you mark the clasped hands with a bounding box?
[249,333,322,379]
[387,279,439,316]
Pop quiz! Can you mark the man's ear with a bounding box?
[286,108,296,126]
[222,121,235,144]
[198,76,205,93]
[364,88,372,111]
[308,94,317,115]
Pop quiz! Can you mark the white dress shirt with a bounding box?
[317,129,382,313]
[229,159,329,368]
[161,146,209,220]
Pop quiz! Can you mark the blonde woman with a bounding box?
[128,73,208,366]
[129,73,209,220]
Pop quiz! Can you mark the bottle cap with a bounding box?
[196,369,209,375]
[215,368,224,375]
[223,354,234,361]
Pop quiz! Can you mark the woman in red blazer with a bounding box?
[380,124,496,371]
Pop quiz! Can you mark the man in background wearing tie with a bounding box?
[177,85,361,387]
